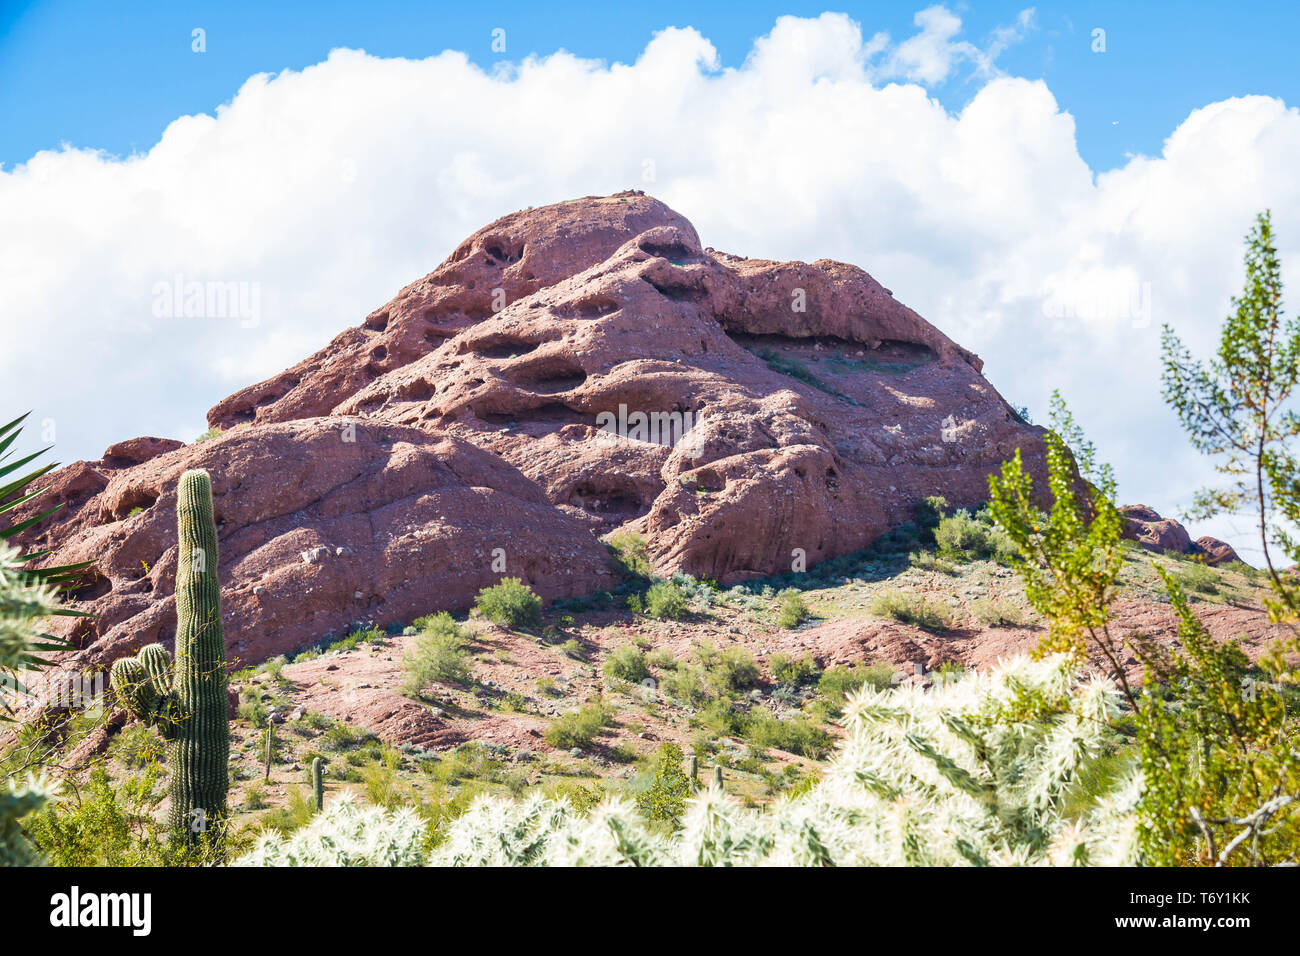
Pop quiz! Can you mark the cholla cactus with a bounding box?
[426,654,1140,867]
[233,794,426,866]
[236,655,1141,867]
[1,775,53,867]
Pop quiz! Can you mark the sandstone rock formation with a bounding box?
[16,191,1048,671]
[1119,504,1241,566]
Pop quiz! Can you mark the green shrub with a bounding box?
[913,495,949,545]
[644,580,690,620]
[607,530,653,579]
[402,612,472,695]
[475,577,542,629]
[696,644,760,694]
[109,723,167,769]
[970,597,1025,627]
[869,590,958,631]
[1177,561,1220,596]
[605,644,651,683]
[934,510,1017,562]
[634,743,693,831]
[769,653,820,686]
[545,702,615,750]
[817,662,897,705]
[776,590,810,629]
[743,709,831,758]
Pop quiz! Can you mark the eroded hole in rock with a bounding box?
[481,236,525,265]
[425,329,453,347]
[110,488,159,521]
[639,238,695,261]
[461,336,541,360]
[729,332,934,376]
[70,571,112,603]
[684,468,726,493]
[475,401,594,429]
[364,311,389,331]
[567,478,648,517]
[507,356,588,394]
[397,378,436,402]
[370,345,388,363]
[642,274,708,304]
[559,293,621,319]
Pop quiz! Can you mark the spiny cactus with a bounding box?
[110,469,228,839]
[264,724,274,781]
[1,775,51,866]
[311,757,324,812]
[687,753,698,788]
[712,765,722,790]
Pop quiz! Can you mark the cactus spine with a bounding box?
[110,469,228,839]
[311,757,324,812]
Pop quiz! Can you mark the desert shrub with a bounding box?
[869,590,957,631]
[934,509,1017,562]
[1177,561,1220,596]
[817,662,896,706]
[744,710,831,758]
[424,655,1139,866]
[769,653,820,686]
[776,590,810,629]
[913,495,949,545]
[237,694,269,728]
[402,612,472,695]
[545,701,615,750]
[970,597,1025,627]
[909,550,956,574]
[634,743,693,831]
[695,644,760,694]
[644,580,690,620]
[109,723,167,769]
[26,766,235,866]
[607,530,653,580]
[475,577,542,629]
[605,644,651,684]
[659,663,711,707]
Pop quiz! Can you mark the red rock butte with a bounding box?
[17,191,1048,669]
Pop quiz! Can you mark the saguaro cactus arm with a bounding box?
[110,643,183,737]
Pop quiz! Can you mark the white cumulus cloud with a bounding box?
[3,7,1298,560]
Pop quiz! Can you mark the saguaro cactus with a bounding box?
[311,757,324,812]
[264,724,274,781]
[110,469,229,838]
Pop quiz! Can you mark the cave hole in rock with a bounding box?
[557,293,622,319]
[506,355,589,394]
[638,237,696,262]
[566,477,649,517]
[111,488,159,521]
[461,336,542,360]
[364,311,389,332]
[69,571,112,603]
[641,273,708,304]
[475,401,595,429]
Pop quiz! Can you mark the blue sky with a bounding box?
[3,0,1298,173]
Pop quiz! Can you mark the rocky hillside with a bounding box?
[17,191,1048,672]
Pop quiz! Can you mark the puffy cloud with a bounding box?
[2,8,1297,558]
